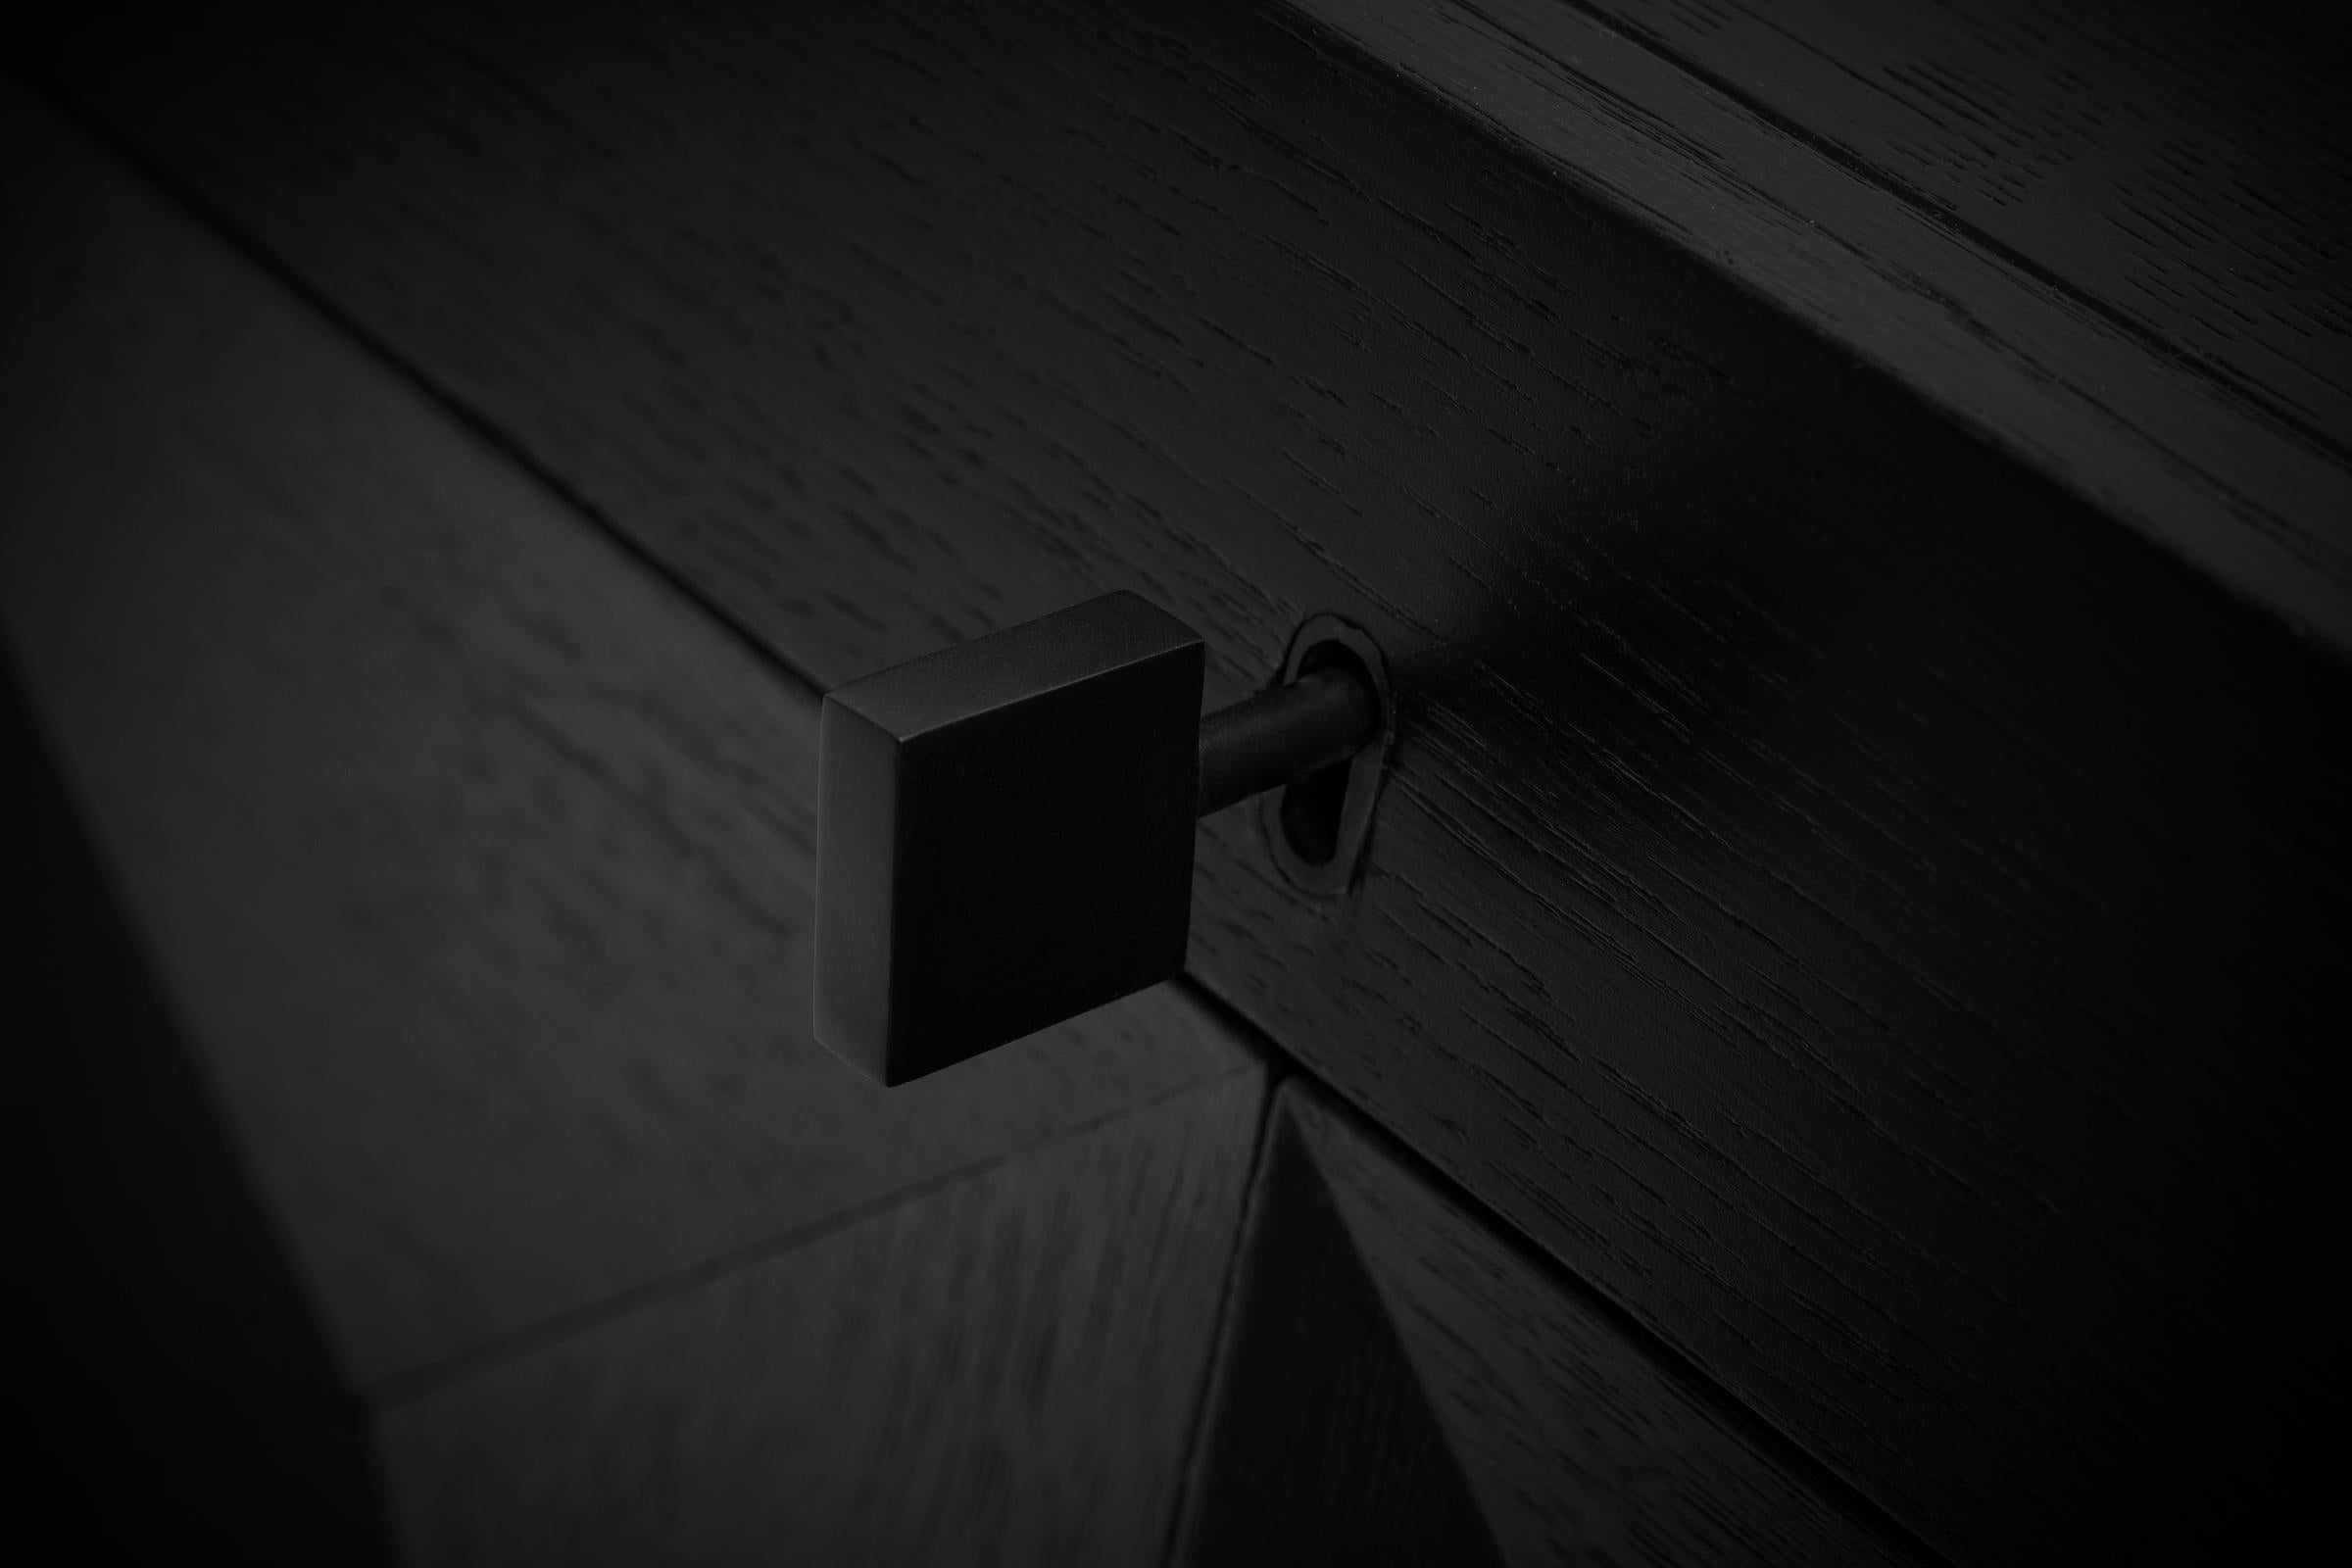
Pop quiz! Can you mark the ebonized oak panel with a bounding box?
[1304,0,2352,654]
[3,89,1274,1562]
[382,1071,1263,1567]
[0,82,1253,1398]
[1572,0,2350,443]
[21,4,2347,1557]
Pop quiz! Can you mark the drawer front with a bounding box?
[30,0,2343,1557]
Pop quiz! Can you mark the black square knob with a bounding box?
[814,591,1206,1083]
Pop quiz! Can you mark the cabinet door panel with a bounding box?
[2,88,1263,1562]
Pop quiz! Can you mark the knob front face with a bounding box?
[813,592,1205,1084]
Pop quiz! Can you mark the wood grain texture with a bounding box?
[1299,0,2352,656]
[1178,1086,1506,1567]
[380,1069,1263,1568]
[20,3,2347,1558]
[1184,1084,1929,1566]
[0,85,1255,1397]
[1574,0,2352,443]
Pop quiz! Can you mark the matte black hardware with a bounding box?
[813,591,1386,1084]
[1197,665,1379,817]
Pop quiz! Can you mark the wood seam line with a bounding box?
[1152,1059,1292,1568]
[364,1057,1267,1412]
[1483,0,2348,468]
[1290,1083,1956,1568]
[5,72,836,713]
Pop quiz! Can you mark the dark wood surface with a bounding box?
[1179,1088,1506,1567]
[17,3,2348,1557]
[1571,0,2352,444]
[382,1072,1262,1566]
[1182,1084,1931,1565]
[1,85,1267,1564]
[0,84,1255,1393]
[1303,0,2352,655]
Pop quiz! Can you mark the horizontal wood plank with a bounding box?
[1576,0,2351,447]
[1299,0,2352,657]
[19,4,2346,1557]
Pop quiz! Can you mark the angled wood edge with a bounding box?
[1175,1077,1939,1565]
[1286,0,2352,662]
[377,1067,1267,1566]
[1169,1078,1506,1567]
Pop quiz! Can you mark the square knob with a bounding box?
[813,591,1205,1082]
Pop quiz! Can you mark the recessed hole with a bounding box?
[1276,640,1376,868]
[1263,614,1390,898]
[1279,757,1351,865]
